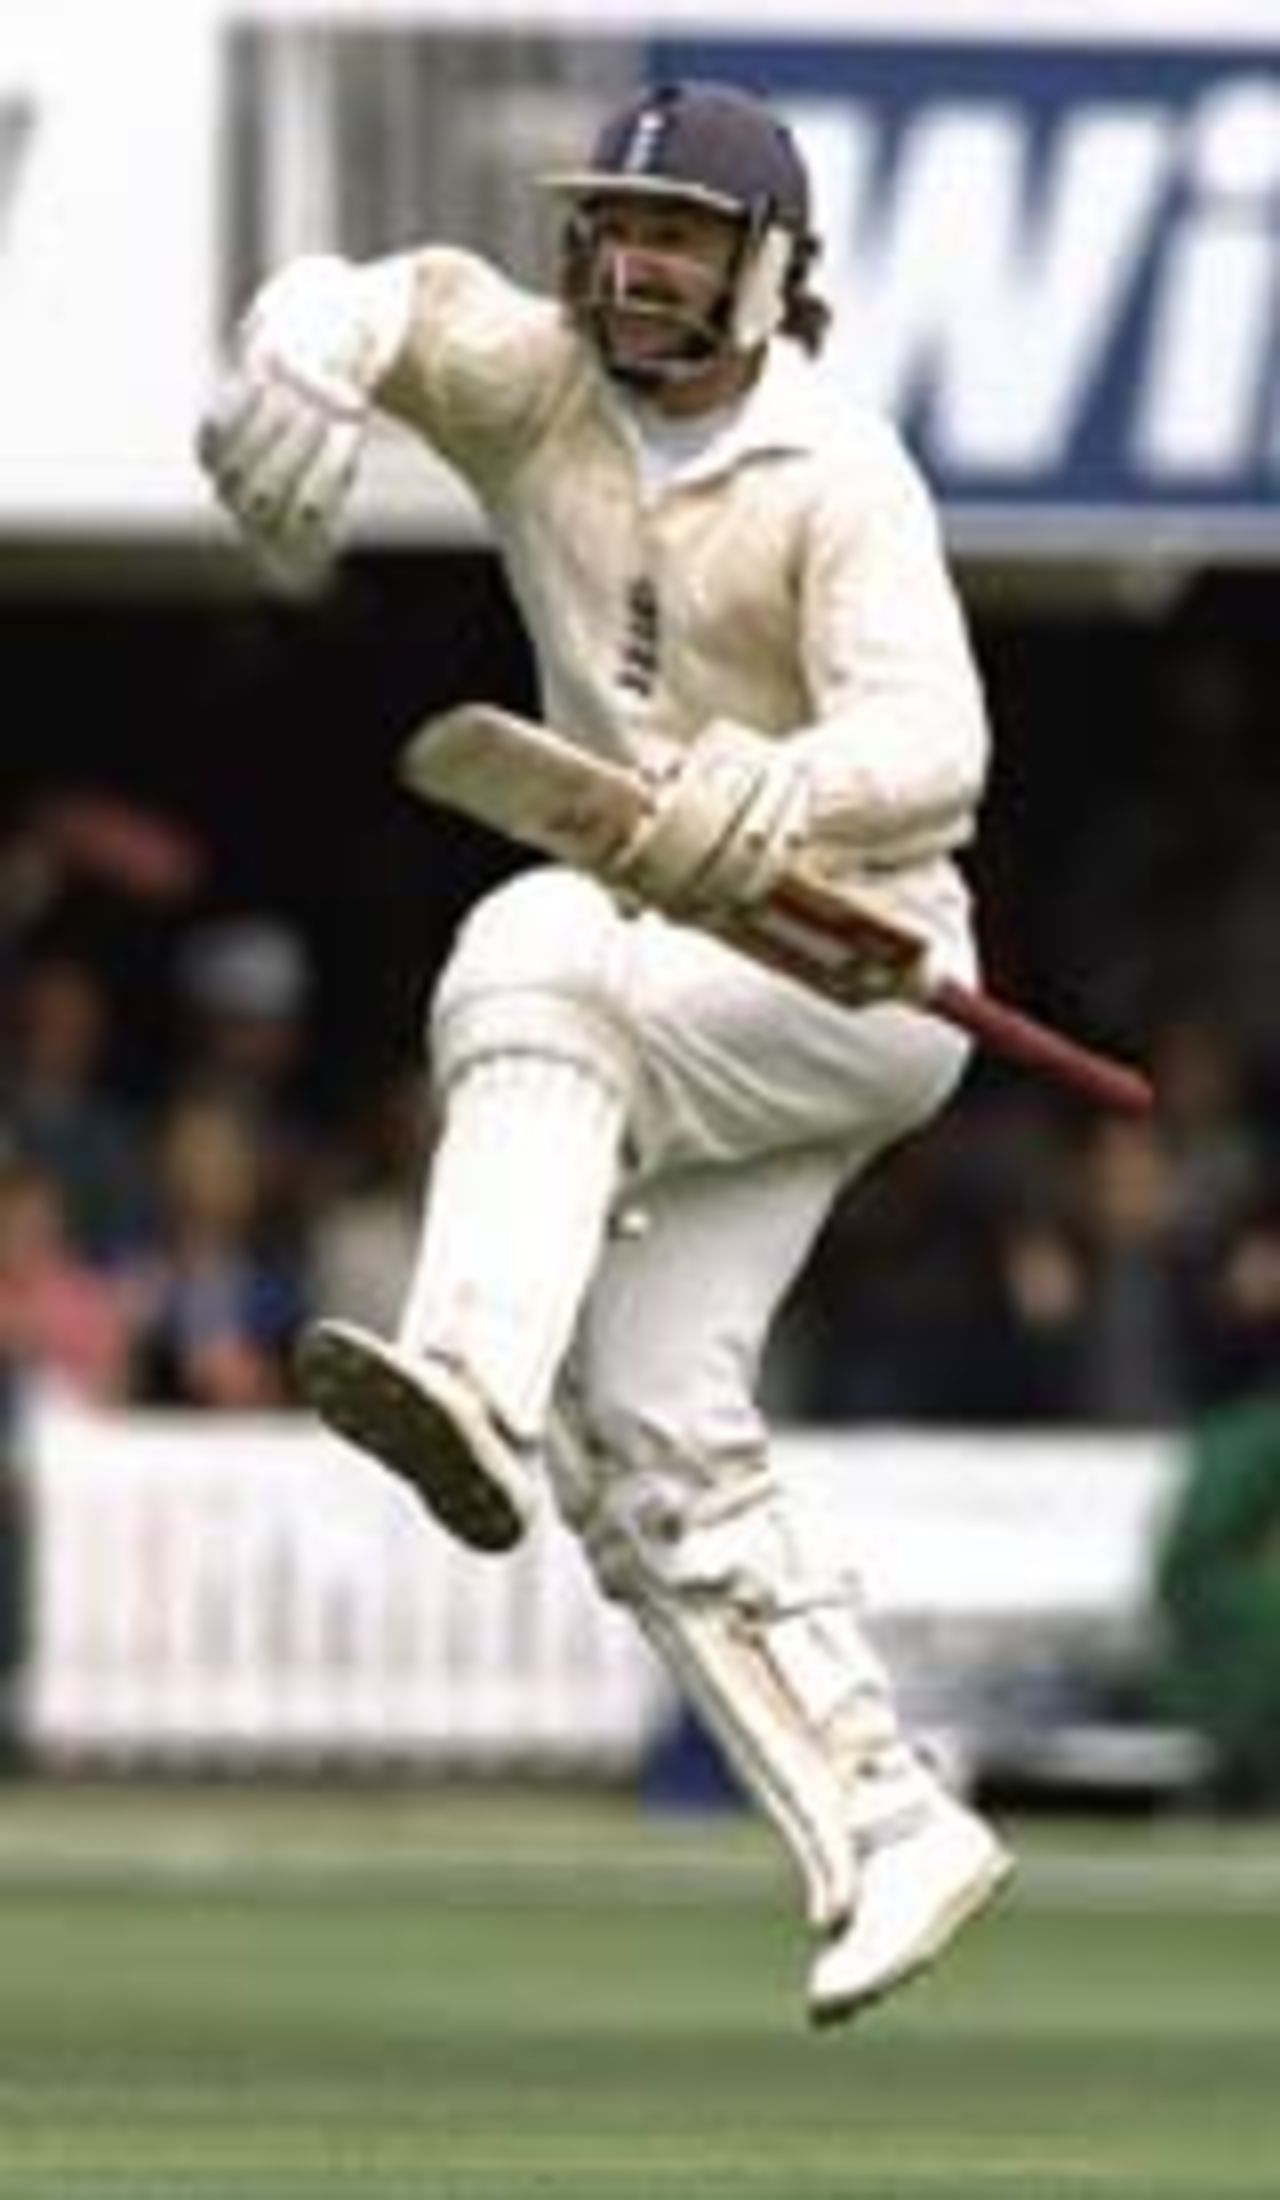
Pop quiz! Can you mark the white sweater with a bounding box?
[379,246,991,937]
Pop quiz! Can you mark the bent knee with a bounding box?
[431,868,638,1097]
[438,869,628,1003]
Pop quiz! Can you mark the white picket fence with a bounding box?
[18,1394,665,1772]
[14,1391,1191,1782]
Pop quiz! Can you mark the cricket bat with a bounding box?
[400,704,1153,1116]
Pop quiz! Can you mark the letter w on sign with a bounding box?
[401,705,1152,1115]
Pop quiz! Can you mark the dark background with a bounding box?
[6,550,1276,1115]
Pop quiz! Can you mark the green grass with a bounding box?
[0,1786,1274,2198]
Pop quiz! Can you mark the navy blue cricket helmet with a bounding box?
[543,81,826,368]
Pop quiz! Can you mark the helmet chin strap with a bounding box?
[586,245,728,387]
[597,320,724,392]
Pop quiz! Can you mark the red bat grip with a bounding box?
[929,977,1154,1115]
[770,872,1153,1115]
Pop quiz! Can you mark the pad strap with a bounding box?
[554,1429,901,1933]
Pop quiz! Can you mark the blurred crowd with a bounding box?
[1,878,424,1417]
[3,630,1280,1434]
[786,1024,1280,1428]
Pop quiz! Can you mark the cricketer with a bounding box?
[197,79,1013,2024]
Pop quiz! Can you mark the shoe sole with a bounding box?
[809,1845,1015,2029]
[296,1324,525,1554]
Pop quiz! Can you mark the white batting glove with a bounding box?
[197,361,365,590]
[196,254,414,591]
[614,720,811,921]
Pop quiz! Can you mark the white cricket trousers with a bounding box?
[415,864,975,1469]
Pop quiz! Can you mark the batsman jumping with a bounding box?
[192,77,1125,2022]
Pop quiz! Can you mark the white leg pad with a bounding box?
[396,870,638,1444]
[397,1049,627,1444]
[553,1416,908,1935]
[636,1595,859,1933]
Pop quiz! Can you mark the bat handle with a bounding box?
[930,977,1154,1115]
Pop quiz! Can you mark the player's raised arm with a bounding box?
[196,246,568,590]
[195,252,417,590]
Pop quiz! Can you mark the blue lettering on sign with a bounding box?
[643,36,1280,538]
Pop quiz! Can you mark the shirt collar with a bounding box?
[603,341,827,488]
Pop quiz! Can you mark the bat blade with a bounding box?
[400,704,646,871]
[399,703,1153,1114]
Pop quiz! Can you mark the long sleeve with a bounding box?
[790,422,990,868]
[376,247,578,492]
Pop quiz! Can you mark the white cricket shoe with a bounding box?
[296,1318,533,1552]
[807,1788,1014,2027]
